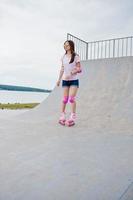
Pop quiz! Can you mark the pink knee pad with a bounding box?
[62,96,69,104]
[69,96,75,103]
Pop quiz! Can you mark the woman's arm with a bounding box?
[59,65,64,80]
[56,65,64,86]
[70,62,82,75]
[57,65,64,81]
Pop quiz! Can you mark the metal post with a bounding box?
[109,40,110,58]
[101,42,103,58]
[97,42,99,59]
[122,39,124,57]
[86,43,88,60]
[94,42,96,59]
[130,37,132,56]
[90,43,92,60]
[113,39,115,57]
[126,37,128,56]
[67,33,69,40]
[105,41,107,58]
[117,39,119,57]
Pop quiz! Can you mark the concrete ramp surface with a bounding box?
[0,57,133,200]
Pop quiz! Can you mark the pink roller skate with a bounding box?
[58,112,66,126]
[65,112,76,127]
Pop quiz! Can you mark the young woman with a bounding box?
[56,40,82,126]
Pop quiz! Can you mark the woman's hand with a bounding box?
[70,67,78,75]
[56,80,61,87]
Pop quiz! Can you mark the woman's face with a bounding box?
[64,41,71,51]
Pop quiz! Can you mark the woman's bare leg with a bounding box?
[61,86,70,113]
[69,86,78,113]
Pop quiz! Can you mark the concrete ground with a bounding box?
[0,57,133,200]
[0,109,29,119]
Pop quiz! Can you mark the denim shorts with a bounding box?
[62,79,79,88]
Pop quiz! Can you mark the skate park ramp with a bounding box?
[14,56,133,133]
[0,56,133,200]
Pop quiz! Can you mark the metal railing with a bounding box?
[67,33,88,60]
[67,33,133,60]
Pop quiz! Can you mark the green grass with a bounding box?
[0,103,40,109]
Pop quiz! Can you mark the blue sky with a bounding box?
[0,0,133,89]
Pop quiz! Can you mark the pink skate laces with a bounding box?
[60,112,66,120]
[59,112,76,122]
[70,112,76,121]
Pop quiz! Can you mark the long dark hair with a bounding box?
[64,40,78,64]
